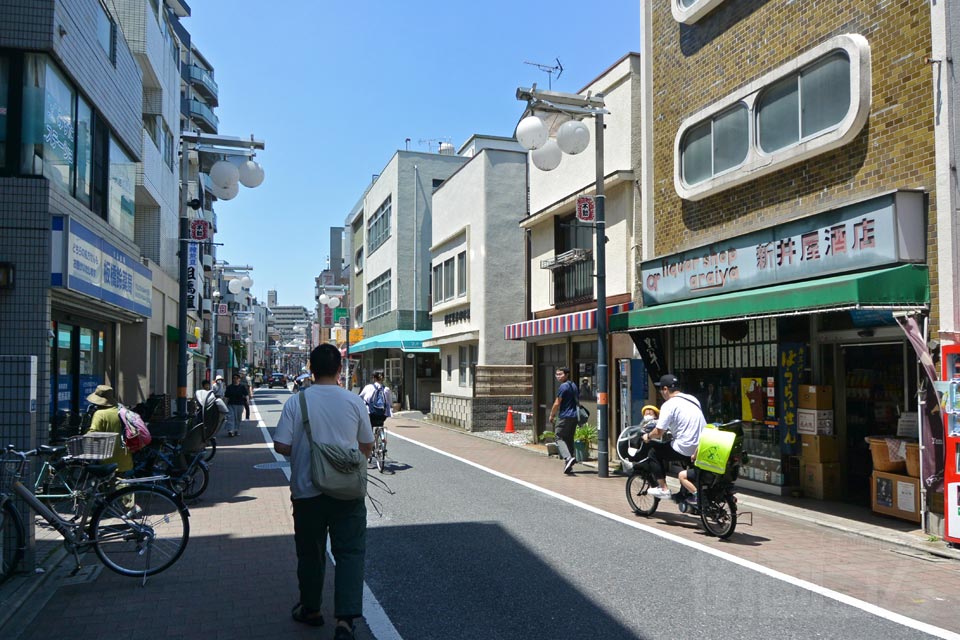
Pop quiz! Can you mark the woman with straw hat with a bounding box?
[85,385,133,473]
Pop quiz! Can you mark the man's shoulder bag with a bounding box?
[298,392,367,500]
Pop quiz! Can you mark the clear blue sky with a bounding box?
[189,1,640,310]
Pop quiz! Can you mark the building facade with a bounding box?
[611,0,952,532]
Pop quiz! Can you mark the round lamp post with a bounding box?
[514,86,611,477]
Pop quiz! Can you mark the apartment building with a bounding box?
[609,0,958,534]
[348,150,468,410]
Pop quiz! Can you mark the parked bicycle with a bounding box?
[1,438,190,586]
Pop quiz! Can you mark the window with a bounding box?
[432,178,445,191]
[681,105,748,185]
[443,257,454,302]
[354,247,364,275]
[432,263,443,305]
[162,123,174,170]
[354,304,363,326]
[95,1,116,63]
[76,97,92,206]
[457,251,466,297]
[458,346,468,387]
[0,57,8,166]
[672,0,729,24]
[757,53,851,153]
[108,137,136,240]
[674,34,870,201]
[22,56,75,194]
[446,354,452,381]
[368,195,391,253]
[367,269,391,319]
[384,358,402,391]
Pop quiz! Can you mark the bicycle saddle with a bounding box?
[85,463,118,478]
[38,444,66,456]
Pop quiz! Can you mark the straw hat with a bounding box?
[641,404,660,417]
[86,385,117,407]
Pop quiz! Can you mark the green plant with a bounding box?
[540,430,556,444]
[574,423,598,446]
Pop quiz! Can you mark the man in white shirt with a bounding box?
[643,374,706,499]
[274,344,374,639]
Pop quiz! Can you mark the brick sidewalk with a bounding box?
[1,409,376,640]
[385,417,960,634]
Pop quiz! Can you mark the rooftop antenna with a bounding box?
[524,58,563,90]
[417,137,453,153]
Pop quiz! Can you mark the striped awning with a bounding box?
[504,302,634,340]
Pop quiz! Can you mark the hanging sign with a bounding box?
[576,196,596,223]
[190,219,210,241]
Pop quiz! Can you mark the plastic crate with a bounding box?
[66,433,117,461]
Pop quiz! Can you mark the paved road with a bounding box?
[364,433,946,640]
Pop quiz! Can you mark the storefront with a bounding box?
[611,191,929,506]
[349,330,439,410]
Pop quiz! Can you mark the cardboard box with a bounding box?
[799,385,833,410]
[800,434,840,463]
[797,408,834,435]
[802,462,843,500]
[871,471,921,523]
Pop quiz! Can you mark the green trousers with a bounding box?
[292,493,366,620]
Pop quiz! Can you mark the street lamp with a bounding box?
[319,286,351,387]
[515,85,611,478]
[177,132,265,415]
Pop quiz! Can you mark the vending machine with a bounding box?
[943,345,960,544]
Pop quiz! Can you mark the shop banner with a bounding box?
[640,191,924,305]
[186,241,201,312]
[628,330,667,383]
[895,314,944,492]
[58,218,152,318]
[778,343,806,455]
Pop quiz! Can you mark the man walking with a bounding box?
[643,374,706,499]
[274,344,374,640]
[224,374,248,437]
[548,367,580,475]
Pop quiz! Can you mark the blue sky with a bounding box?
[189,1,640,310]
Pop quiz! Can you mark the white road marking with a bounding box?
[391,430,960,640]
[251,396,403,640]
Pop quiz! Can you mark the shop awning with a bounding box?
[505,302,634,340]
[349,330,439,354]
[609,264,929,332]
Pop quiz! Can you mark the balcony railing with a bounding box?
[186,65,218,106]
[181,97,218,133]
[553,258,594,306]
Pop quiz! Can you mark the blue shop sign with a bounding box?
[51,216,152,317]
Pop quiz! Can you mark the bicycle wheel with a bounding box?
[90,485,189,577]
[374,430,386,474]
[0,499,26,584]
[171,461,209,500]
[700,494,737,539]
[36,463,84,517]
[202,437,217,463]
[625,473,659,516]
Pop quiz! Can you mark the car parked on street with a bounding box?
[267,372,287,389]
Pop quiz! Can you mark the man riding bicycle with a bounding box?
[642,374,706,499]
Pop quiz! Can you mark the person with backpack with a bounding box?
[85,385,133,474]
[359,371,392,427]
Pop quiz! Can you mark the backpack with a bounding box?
[118,405,152,453]
[367,384,387,418]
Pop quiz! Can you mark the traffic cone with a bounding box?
[504,407,515,433]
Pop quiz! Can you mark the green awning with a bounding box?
[349,330,439,354]
[610,264,929,332]
[167,325,179,342]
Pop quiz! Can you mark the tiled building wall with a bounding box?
[0,355,39,569]
[430,393,534,433]
[649,0,938,326]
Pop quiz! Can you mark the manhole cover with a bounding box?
[254,461,290,470]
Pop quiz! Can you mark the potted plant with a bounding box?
[574,423,598,462]
[539,430,558,457]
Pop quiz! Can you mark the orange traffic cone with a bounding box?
[504,407,515,433]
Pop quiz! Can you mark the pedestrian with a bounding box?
[642,374,706,499]
[85,384,134,474]
[547,366,580,475]
[212,374,225,399]
[274,344,374,640]
[241,372,252,420]
[224,374,248,437]
[358,371,392,427]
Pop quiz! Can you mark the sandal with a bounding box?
[291,603,325,627]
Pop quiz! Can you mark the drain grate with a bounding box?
[254,461,290,470]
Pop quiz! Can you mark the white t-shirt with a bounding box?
[657,392,706,457]
[275,384,375,500]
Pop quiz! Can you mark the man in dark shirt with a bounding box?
[548,367,580,475]
[224,374,249,437]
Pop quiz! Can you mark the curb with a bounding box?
[396,414,960,562]
[0,545,68,635]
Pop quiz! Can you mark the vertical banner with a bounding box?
[628,330,666,384]
[186,241,200,311]
[778,343,806,455]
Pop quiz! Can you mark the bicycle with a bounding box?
[1,442,190,585]
[369,425,387,473]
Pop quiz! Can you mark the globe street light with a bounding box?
[515,85,612,477]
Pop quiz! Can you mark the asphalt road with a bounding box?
[254,388,945,640]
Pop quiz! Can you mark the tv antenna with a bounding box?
[524,58,563,90]
[418,137,452,152]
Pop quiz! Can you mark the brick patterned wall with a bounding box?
[649,0,938,327]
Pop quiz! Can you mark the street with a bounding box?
[2,388,958,640]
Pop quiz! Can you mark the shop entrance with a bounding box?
[832,341,914,505]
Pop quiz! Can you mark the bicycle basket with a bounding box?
[65,432,117,461]
[0,457,23,492]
